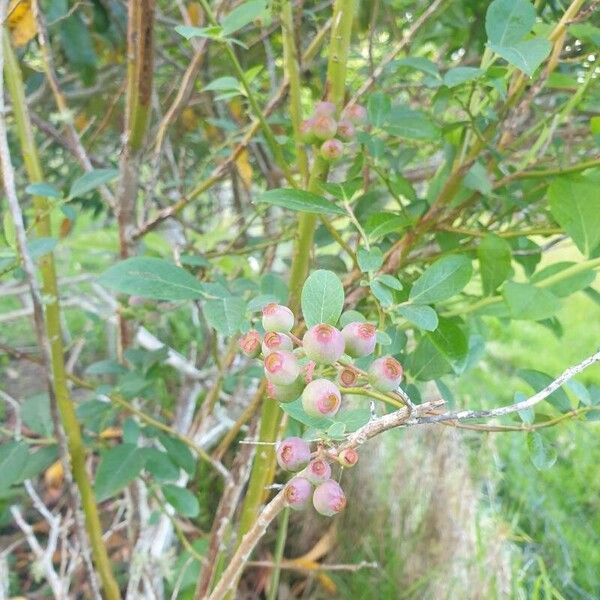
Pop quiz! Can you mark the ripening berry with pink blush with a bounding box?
[311,114,337,141]
[300,118,317,144]
[303,458,332,484]
[267,378,304,403]
[302,324,345,364]
[284,476,313,510]
[368,356,403,392]
[338,367,358,387]
[337,448,359,468]
[262,303,294,333]
[276,437,311,472]
[264,351,300,385]
[313,480,347,516]
[314,101,336,117]
[336,119,355,141]
[342,322,377,358]
[261,331,293,355]
[341,103,367,125]
[239,330,261,358]
[320,139,344,162]
[302,378,342,418]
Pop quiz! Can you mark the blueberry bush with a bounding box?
[1,0,599,598]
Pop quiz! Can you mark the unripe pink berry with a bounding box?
[300,118,317,144]
[303,360,316,383]
[262,303,294,333]
[342,322,377,358]
[276,436,311,472]
[311,114,337,141]
[313,480,347,516]
[337,448,359,468]
[314,101,336,117]
[240,330,261,358]
[302,324,345,364]
[368,356,403,392]
[302,378,342,418]
[303,459,331,484]
[262,331,293,355]
[320,139,344,162]
[264,351,300,385]
[267,378,304,403]
[284,476,313,510]
[336,119,355,141]
[341,103,367,125]
[338,367,358,387]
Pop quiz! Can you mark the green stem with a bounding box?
[267,507,290,600]
[343,387,404,410]
[281,0,308,183]
[236,0,356,552]
[2,31,121,600]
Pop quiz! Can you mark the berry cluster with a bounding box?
[240,302,405,517]
[299,101,367,162]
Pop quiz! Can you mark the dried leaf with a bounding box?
[8,0,37,47]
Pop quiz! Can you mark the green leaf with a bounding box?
[386,108,440,140]
[530,262,595,298]
[0,442,29,491]
[443,67,483,88]
[203,76,241,93]
[68,168,118,199]
[428,317,468,361]
[503,281,561,321]
[548,176,600,256]
[98,257,206,300]
[518,369,571,412]
[158,434,196,476]
[18,446,59,483]
[365,213,409,241]
[477,234,512,295]
[486,0,536,47]
[485,0,551,76]
[375,274,403,291]
[339,310,365,328]
[144,449,180,482]
[369,280,394,306]
[301,270,344,328]
[367,92,391,127]
[357,247,383,272]
[25,182,61,198]
[162,484,200,517]
[175,25,223,40]
[28,237,58,260]
[21,394,53,437]
[397,304,438,331]
[94,444,146,501]
[255,189,345,215]
[490,39,551,77]
[408,336,454,381]
[409,255,473,304]
[204,296,247,336]
[527,432,557,470]
[396,57,440,78]
[220,0,267,36]
[464,162,492,195]
[260,273,288,303]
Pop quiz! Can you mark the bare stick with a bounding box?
[412,350,600,425]
[206,490,287,600]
